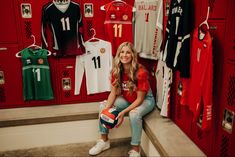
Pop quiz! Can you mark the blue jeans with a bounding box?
[99,90,155,146]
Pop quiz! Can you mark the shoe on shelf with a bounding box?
[128,149,141,157]
[89,139,110,155]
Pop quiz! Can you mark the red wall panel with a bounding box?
[58,59,82,104]
[0,0,19,44]
[0,45,25,108]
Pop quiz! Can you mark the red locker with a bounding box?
[16,0,51,46]
[213,63,235,157]
[0,0,19,44]
[81,0,110,41]
[190,20,227,157]
[58,58,82,104]
[170,0,233,156]
[201,0,229,20]
[212,1,235,156]
[171,72,193,137]
[0,45,25,108]
[0,0,25,108]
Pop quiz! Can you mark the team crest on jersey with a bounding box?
[122,14,128,21]
[38,58,44,64]
[110,13,116,20]
[100,48,105,54]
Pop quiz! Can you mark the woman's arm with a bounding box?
[105,85,118,108]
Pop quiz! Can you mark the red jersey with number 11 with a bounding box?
[104,1,134,56]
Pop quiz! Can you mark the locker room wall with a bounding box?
[0,0,25,108]
[0,0,135,108]
[211,0,235,156]
[170,0,235,157]
[1,0,234,156]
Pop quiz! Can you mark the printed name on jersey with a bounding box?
[138,4,157,11]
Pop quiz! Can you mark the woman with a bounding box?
[89,42,155,157]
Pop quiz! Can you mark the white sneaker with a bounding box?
[89,139,110,155]
[128,149,141,157]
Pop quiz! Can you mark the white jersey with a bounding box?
[156,52,172,117]
[134,0,163,60]
[75,39,112,95]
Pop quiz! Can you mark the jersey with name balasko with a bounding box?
[111,65,150,103]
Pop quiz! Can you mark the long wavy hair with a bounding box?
[111,42,139,93]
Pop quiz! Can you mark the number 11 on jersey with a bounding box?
[113,24,122,38]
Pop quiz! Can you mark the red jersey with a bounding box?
[104,1,134,56]
[188,28,213,131]
[112,66,150,103]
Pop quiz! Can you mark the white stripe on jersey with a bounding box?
[104,21,132,24]
[75,39,113,95]
[156,52,173,117]
[50,24,59,50]
[160,61,172,117]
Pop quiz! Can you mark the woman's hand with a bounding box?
[115,111,125,128]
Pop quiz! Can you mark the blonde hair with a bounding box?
[111,42,139,93]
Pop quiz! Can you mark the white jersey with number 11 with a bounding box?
[75,39,113,95]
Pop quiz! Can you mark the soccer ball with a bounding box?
[100,107,119,129]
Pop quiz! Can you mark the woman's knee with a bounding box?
[113,96,129,110]
[129,108,141,121]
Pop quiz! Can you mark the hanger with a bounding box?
[16,35,52,58]
[87,28,100,42]
[199,6,210,33]
[100,0,136,12]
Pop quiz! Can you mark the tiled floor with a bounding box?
[0,139,132,157]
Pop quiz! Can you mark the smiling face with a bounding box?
[119,46,133,65]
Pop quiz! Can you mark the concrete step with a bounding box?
[0,103,206,157]
[0,102,99,127]
[0,138,134,157]
[143,109,206,157]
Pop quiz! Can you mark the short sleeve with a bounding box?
[136,67,150,92]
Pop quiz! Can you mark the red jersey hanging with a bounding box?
[103,1,134,56]
[188,28,213,131]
